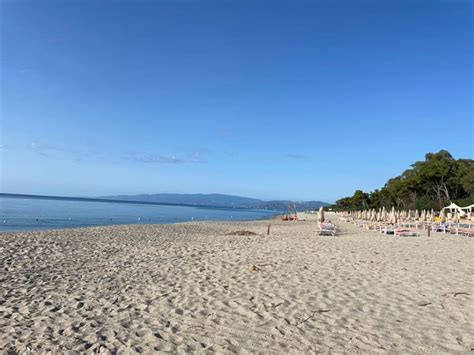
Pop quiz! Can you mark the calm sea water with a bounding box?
[0,196,276,232]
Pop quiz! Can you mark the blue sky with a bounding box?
[1,0,472,202]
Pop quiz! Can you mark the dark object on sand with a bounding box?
[267,223,271,235]
[226,230,257,236]
[249,265,260,272]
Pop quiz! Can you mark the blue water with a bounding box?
[0,196,276,232]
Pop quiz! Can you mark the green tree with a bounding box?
[335,150,473,211]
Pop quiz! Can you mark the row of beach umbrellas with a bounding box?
[338,207,472,224]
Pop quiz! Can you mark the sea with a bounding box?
[0,195,277,232]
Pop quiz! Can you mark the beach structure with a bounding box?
[443,202,466,217]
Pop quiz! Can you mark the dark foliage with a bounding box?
[334,150,474,211]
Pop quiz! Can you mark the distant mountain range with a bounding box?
[100,193,329,211]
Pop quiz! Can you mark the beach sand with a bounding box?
[1,214,473,353]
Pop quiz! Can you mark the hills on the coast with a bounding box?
[100,193,329,211]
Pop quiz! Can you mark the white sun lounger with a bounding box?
[394,228,420,237]
[318,222,338,236]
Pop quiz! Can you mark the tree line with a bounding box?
[334,150,474,211]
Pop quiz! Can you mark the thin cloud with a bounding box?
[217,127,236,140]
[286,153,309,160]
[29,140,79,155]
[27,140,208,165]
[124,151,207,164]
[28,140,112,162]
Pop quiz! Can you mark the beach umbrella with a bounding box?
[453,210,459,223]
[391,211,397,224]
[430,209,435,222]
[439,209,446,223]
[390,208,396,224]
[318,206,325,223]
[415,210,420,221]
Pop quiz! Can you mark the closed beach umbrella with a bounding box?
[453,210,459,223]
[439,209,446,223]
[391,211,397,224]
[390,208,396,224]
[415,210,420,221]
[319,206,325,223]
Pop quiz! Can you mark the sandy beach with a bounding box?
[1,214,473,353]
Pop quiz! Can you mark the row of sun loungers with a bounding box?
[322,218,473,238]
[341,218,474,237]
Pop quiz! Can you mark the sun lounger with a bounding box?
[459,228,474,237]
[449,227,474,237]
[432,224,449,233]
[318,222,338,236]
[381,227,395,235]
[394,228,419,237]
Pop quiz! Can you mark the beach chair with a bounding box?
[381,226,395,235]
[432,223,448,233]
[458,228,474,237]
[318,222,338,236]
[394,228,419,237]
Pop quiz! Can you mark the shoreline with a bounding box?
[0,213,281,234]
[1,215,473,352]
